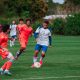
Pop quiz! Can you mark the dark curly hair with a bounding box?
[19,18,24,21]
[2,24,10,32]
[26,19,31,22]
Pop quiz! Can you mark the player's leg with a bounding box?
[39,45,48,66]
[0,62,7,75]
[12,35,16,46]
[10,36,13,47]
[4,53,14,75]
[31,44,41,68]
[15,39,27,59]
[0,51,8,75]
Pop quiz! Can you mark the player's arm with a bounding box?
[9,25,11,31]
[49,36,52,46]
[48,31,52,46]
[34,27,40,41]
[34,32,39,39]
[30,29,33,37]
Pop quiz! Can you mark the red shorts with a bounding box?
[19,37,28,48]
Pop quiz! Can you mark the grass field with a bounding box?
[0,35,80,80]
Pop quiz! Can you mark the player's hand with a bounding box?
[3,48,8,51]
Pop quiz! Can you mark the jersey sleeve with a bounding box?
[35,27,40,33]
[34,27,40,38]
[49,31,51,36]
[10,25,12,29]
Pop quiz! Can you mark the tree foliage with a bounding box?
[65,0,80,5]
[63,0,80,14]
[0,0,48,20]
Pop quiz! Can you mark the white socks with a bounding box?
[10,40,15,47]
[33,57,38,63]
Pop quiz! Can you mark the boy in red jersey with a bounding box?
[15,19,33,59]
[0,25,14,75]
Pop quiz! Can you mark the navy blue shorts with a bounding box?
[11,35,16,39]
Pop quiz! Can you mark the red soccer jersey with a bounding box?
[17,24,33,40]
[17,24,33,48]
[0,32,9,59]
[17,24,27,38]
[0,32,8,48]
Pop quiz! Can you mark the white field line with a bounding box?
[4,76,80,80]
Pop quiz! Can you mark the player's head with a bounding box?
[2,24,10,33]
[43,20,49,29]
[26,19,31,26]
[19,18,24,24]
[12,20,16,24]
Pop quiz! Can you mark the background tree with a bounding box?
[28,0,48,20]
[46,0,57,15]
[0,0,48,20]
[64,0,80,14]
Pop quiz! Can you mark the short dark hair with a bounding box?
[26,18,31,22]
[44,20,49,25]
[2,24,10,32]
[19,18,24,21]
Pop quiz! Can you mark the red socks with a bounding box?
[2,62,7,70]
[1,61,12,70]
[6,61,12,70]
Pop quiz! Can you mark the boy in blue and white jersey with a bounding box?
[31,21,51,68]
[10,20,17,47]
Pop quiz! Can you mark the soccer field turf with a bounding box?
[0,35,80,80]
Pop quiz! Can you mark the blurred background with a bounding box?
[0,0,80,35]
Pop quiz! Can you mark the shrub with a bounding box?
[64,13,80,35]
[52,18,65,35]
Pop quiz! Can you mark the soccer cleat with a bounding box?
[14,56,18,60]
[4,71,12,76]
[0,69,4,75]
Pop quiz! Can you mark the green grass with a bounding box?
[0,35,80,80]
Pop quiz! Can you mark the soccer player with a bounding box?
[34,24,52,47]
[15,19,33,59]
[10,20,17,47]
[0,25,14,75]
[32,21,51,68]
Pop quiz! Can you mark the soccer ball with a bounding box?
[34,62,41,68]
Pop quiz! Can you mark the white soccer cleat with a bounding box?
[4,70,12,76]
[0,69,4,75]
